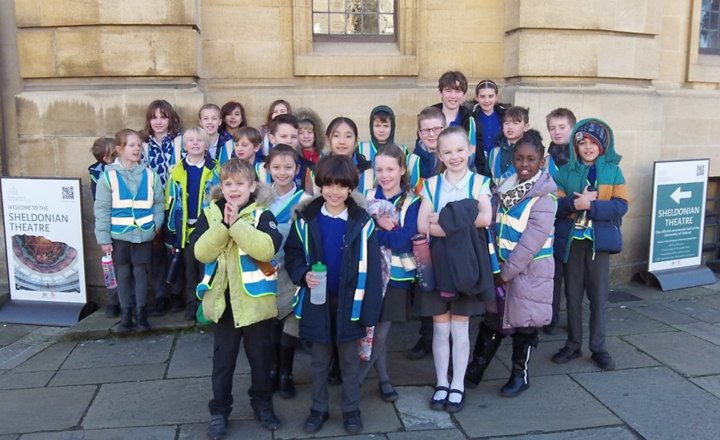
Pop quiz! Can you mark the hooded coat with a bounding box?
[357,105,400,164]
[495,172,557,328]
[295,107,325,162]
[283,192,383,345]
[553,118,629,262]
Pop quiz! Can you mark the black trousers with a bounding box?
[563,239,610,353]
[552,257,564,317]
[209,300,274,417]
[310,295,361,413]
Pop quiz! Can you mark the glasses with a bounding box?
[418,126,445,135]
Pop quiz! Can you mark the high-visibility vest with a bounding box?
[364,189,419,282]
[357,141,408,164]
[488,146,515,187]
[423,172,500,273]
[255,162,273,184]
[196,208,277,299]
[495,195,556,262]
[292,216,374,321]
[105,168,156,235]
[543,154,559,177]
[217,138,235,165]
[271,189,307,224]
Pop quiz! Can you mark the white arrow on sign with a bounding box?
[670,186,692,204]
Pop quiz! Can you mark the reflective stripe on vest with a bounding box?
[364,189,418,282]
[495,196,555,261]
[255,162,272,184]
[293,216,373,321]
[218,139,234,165]
[543,154,559,177]
[359,168,375,192]
[489,147,515,187]
[196,260,218,300]
[238,209,277,297]
[407,154,422,194]
[106,169,155,234]
[272,189,306,224]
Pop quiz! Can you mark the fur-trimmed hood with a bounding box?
[208,181,275,208]
[290,190,367,222]
[295,107,326,152]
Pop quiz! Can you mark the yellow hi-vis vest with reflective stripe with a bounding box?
[495,196,556,261]
[196,208,277,300]
[105,168,156,235]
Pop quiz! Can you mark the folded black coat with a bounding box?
[432,199,495,301]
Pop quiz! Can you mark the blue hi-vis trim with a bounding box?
[490,147,515,186]
[544,155,559,177]
[468,117,477,170]
[390,262,416,281]
[255,162,272,183]
[272,190,304,224]
[487,229,501,274]
[196,260,218,300]
[217,139,234,165]
[239,255,277,297]
[351,299,362,322]
[293,287,305,319]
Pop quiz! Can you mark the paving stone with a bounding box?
[690,375,720,399]
[61,336,173,370]
[50,364,166,387]
[166,332,214,378]
[628,304,699,325]
[178,421,270,440]
[0,370,53,390]
[623,331,720,376]
[273,382,401,439]
[120,311,194,334]
[83,377,211,429]
[20,426,176,440]
[572,367,720,440]
[696,293,720,311]
[0,327,67,371]
[453,375,620,437]
[495,336,658,378]
[388,429,466,440]
[662,300,720,323]
[0,385,96,435]
[0,435,18,440]
[492,426,639,440]
[10,342,76,373]
[392,385,454,431]
[63,311,116,341]
[674,321,720,346]
[604,307,674,336]
[0,324,39,347]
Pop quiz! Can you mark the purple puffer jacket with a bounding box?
[496,171,557,328]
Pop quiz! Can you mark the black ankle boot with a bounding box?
[118,307,135,333]
[135,306,150,332]
[278,346,296,398]
[465,321,504,388]
[500,329,539,397]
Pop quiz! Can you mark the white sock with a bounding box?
[449,319,470,403]
[432,321,451,400]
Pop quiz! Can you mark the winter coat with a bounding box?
[295,107,326,158]
[357,105,407,163]
[495,172,557,328]
[190,183,283,328]
[88,161,105,200]
[283,193,383,345]
[553,118,629,262]
[433,199,495,298]
[94,160,165,245]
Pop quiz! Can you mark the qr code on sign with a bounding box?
[62,186,74,200]
[697,164,706,177]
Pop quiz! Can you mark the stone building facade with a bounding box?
[0,0,719,294]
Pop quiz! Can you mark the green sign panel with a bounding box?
[652,182,705,263]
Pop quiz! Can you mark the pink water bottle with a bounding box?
[102,253,117,289]
[412,233,436,292]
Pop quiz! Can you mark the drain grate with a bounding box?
[608,290,643,303]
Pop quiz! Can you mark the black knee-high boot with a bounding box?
[278,346,296,398]
[500,329,539,397]
[465,321,504,388]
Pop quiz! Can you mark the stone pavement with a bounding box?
[1,280,720,439]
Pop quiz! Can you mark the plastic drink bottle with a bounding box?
[310,262,327,305]
[102,253,117,289]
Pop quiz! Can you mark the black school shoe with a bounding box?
[105,303,120,318]
[408,337,432,360]
[151,296,170,317]
[170,294,185,312]
[591,351,616,371]
[207,414,228,440]
[254,406,281,430]
[303,409,329,433]
[551,346,582,364]
[343,410,363,434]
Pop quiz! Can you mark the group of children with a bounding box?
[89,70,628,440]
